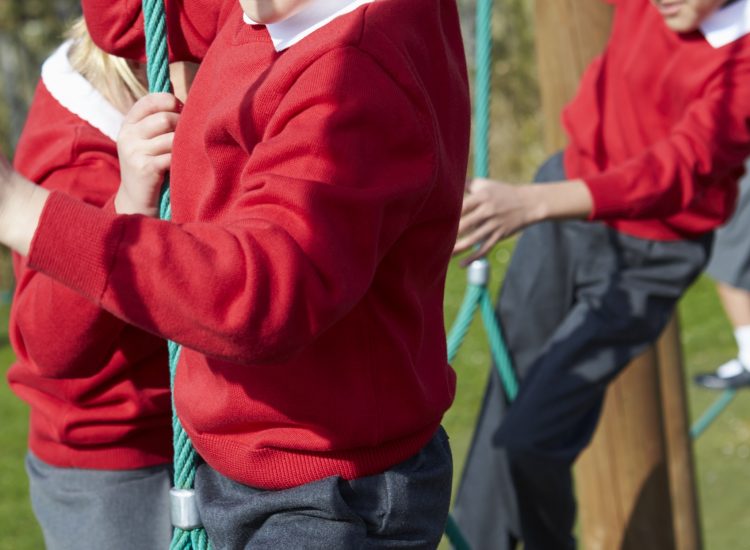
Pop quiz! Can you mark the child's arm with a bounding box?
[81,0,234,62]
[580,73,750,221]
[10,159,130,378]
[456,65,750,262]
[454,177,593,264]
[0,48,441,364]
[0,161,48,257]
[7,88,177,378]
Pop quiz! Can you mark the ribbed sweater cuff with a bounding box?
[28,190,125,304]
[583,171,633,221]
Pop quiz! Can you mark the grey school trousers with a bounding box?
[195,427,452,550]
[706,164,750,291]
[26,452,172,550]
[452,153,712,550]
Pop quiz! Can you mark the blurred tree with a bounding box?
[0,0,80,156]
[0,0,543,177]
[459,0,544,181]
[0,0,80,298]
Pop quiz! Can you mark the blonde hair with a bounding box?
[67,18,148,111]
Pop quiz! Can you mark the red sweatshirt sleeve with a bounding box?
[82,0,232,62]
[29,47,436,365]
[584,62,750,220]
[12,154,129,378]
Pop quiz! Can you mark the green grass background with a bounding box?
[0,242,748,549]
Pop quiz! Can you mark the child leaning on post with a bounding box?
[452,0,750,549]
[0,0,472,547]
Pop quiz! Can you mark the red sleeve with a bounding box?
[82,0,234,62]
[584,62,750,220]
[12,150,129,378]
[28,48,436,364]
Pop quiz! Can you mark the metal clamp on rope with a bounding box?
[467,258,490,286]
[170,488,203,530]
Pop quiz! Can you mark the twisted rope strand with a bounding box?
[140,0,210,547]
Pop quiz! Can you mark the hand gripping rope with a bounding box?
[140,0,211,548]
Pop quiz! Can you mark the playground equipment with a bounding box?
[444,1,727,548]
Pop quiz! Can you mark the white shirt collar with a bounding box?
[700,0,750,49]
[41,40,124,142]
[243,0,376,52]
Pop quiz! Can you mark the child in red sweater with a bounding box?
[7,18,191,550]
[0,0,471,546]
[452,0,750,549]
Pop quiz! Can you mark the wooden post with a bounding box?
[657,318,702,550]
[576,350,676,550]
[531,1,702,548]
[531,1,613,151]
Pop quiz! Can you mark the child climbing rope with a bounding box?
[6,18,195,550]
[452,0,750,548]
[0,0,471,547]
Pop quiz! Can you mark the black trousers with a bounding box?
[453,154,712,550]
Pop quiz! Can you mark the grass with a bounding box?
[440,244,750,550]
[0,244,748,549]
[0,305,44,549]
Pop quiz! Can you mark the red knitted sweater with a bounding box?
[9,45,171,469]
[565,0,750,240]
[30,0,470,488]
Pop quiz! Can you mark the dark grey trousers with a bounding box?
[195,427,452,549]
[453,153,712,550]
[706,165,750,290]
[26,452,172,550]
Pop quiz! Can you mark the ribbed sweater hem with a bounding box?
[193,421,441,490]
[28,430,172,470]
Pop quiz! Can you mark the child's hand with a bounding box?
[115,93,181,216]
[453,177,593,266]
[453,178,530,265]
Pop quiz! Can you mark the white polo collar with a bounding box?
[243,0,376,52]
[700,0,750,48]
[41,40,124,142]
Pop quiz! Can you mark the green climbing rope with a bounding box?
[444,0,521,546]
[447,283,484,363]
[690,388,738,439]
[140,0,211,548]
[473,0,493,180]
[445,514,472,550]
[446,273,517,400]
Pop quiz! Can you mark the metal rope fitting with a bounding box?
[170,488,203,530]
[467,258,490,286]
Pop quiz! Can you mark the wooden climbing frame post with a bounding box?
[531,1,702,549]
